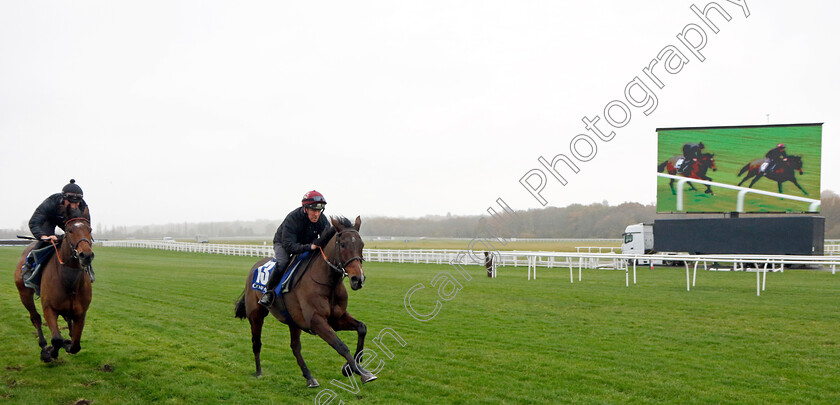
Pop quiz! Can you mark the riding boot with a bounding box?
[258,262,284,307]
[21,256,34,283]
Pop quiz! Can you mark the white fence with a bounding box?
[657,173,820,212]
[98,240,628,270]
[101,240,276,256]
[100,240,839,296]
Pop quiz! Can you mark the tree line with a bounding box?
[3,191,840,240]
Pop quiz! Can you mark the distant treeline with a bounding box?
[3,191,840,239]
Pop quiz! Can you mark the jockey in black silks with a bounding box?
[258,190,331,307]
[21,179,91,288]
[764,143,788,174]
[680,142,705,175]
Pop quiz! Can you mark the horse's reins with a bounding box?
[316,229,364,282]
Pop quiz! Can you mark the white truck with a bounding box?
[621,223,682,266]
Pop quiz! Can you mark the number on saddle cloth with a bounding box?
[250,251,312,295]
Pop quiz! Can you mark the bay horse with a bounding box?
[14,211,94,363]
[737,155,807,195]
[657,152,718,195]
[234,216,376,387]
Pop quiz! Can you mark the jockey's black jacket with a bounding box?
[29,193,89,240]
[273,207,330,254]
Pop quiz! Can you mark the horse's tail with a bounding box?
[657,161,668,173]
[234,291,247,319]
[737,163,750,177]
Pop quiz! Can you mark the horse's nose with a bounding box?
[350,275,363,290]
[79,251,94,265]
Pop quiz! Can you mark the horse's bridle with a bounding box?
[318,229,364,280]
[64,217,93,263]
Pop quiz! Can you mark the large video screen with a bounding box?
[656,123,822,213]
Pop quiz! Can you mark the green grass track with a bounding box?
[2,247,839,404]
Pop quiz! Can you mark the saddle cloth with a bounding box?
[250,251,311,295]
[23,244,56,295]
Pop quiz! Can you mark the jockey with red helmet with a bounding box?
[259,190,331,307]
[764,143,788,173]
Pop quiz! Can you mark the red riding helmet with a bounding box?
[301,190,327,211]
[777,143,785,149]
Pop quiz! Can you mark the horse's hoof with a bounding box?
[253,371,262,378]
[307,378,320,388]
[361,373,377,384]
[41,347,53,363]
[342,363,353,377]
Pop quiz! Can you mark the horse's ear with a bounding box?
[354,216,361,231]
[330,216,345,231]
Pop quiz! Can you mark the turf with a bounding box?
[2,246,839,404]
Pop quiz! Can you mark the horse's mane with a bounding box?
[314,228,335,248]
[313,216,353,248]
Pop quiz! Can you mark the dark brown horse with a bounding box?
[234,216,375,387]
[737,155,807,195]
[14,213,94,363]
[657,152,718,195]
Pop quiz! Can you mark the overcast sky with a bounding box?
[1,1,838,230]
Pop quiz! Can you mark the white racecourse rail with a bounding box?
[101,240,839,296]
[657,173,820,212]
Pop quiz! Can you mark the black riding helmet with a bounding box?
[62,179,84,203]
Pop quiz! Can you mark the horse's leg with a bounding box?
[289,325,319,388]
[17,286,48,349]
[41,306,64,361]
[332,312,375,380]
[248,310,266,377]
[310,315,376,383]
[748,173,764,188]
[63,316,74,348]
[702,176,714,194]
[65,313,86,354]
[668,179,675,195]
[788,176,808,195]
[738,171,753,186]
